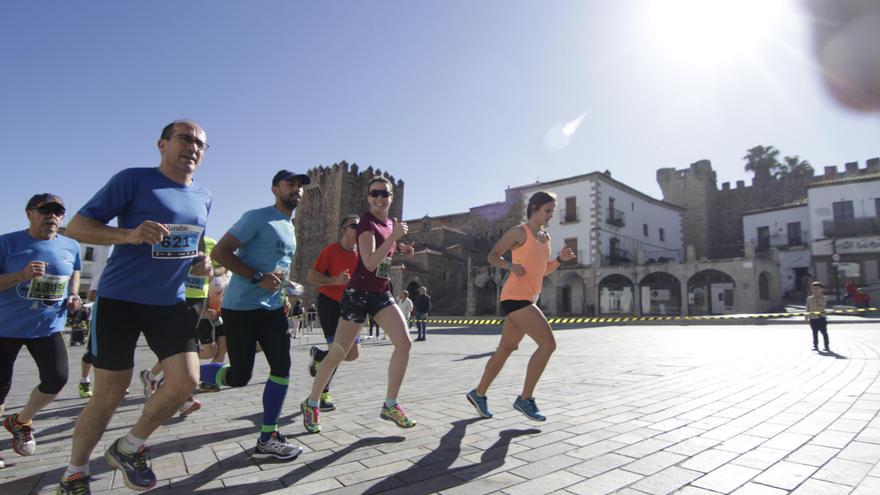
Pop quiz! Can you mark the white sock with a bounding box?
[118,432,146,454]
[64,464,89,479]
[80,379,90,384]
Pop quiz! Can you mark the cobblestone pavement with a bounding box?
[3,320,880,494]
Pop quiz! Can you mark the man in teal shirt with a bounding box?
[200,170,309,460]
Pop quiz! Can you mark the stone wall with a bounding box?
[402,196,525,315]
[407,227,475,252]
[400,250,471,314]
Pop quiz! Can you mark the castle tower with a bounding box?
[292,161,404,302]
[657,160,717,259]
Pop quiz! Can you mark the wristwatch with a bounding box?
[250,271,265,284]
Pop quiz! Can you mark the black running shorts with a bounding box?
[197,318,215,344]
[90,297,198,371]
[500,299,532,315]
[340,289,396,324]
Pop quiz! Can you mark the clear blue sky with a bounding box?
[2,0,877,239]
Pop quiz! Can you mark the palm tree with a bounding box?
[782,155,814,179]
[743,145,781,180]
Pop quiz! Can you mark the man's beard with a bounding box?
[281,196,300,210]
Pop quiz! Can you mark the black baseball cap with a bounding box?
[26,193,65,211]
[272,170,311,186]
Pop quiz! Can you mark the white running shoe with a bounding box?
[138,369,157,399]
[179,398,202,417]
[253,431,303,460]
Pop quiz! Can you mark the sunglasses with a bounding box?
[369,190,391,198]
[33,204,66,216]
[343,223,359,230]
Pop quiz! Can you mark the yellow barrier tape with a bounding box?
[404,307,879,326]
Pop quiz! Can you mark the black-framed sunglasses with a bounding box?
[369,190,391,198]
[170,133,210,151]
[33,204,66,216]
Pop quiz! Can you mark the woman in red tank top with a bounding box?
[467,191,575,422]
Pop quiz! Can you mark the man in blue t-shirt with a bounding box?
[57,120,213,494]
[0,193,81,468]
[199,169,309,461]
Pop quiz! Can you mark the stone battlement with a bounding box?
[306,160,404,190]
[659,157,879,193]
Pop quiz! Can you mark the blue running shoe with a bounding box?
[466,389,493,418]
[513,396,546,421]
[104,438,156,491]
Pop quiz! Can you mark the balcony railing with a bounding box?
[823,218,880,237]
[601,248,631,267]
[756,232,811,252]
[606,208,625,227]
[558,207,580,224]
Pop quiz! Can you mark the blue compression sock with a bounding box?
[259,374,289,442]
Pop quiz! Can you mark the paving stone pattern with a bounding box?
[3,322,880,494]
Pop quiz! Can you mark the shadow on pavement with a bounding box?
[818,349,848,359]
[454,352,495,361]
[164,435,406,494]
[365,418,541,494]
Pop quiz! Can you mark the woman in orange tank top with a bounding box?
[466,191,575,422]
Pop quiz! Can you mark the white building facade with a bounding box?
[807,174,880,301]
[519,172,684,268]
[513,172,699,316]
[742,202,811,298]
[78,242,110,296]
[466,171,783,317]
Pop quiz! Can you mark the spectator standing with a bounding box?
[397,291,414,330]
[414,286,432,341]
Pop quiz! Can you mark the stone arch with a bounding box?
[557,271,585,315]
[599,274,635,314]
[475,278,497,315]
[473,271,498,316]
[688,269,735,315]
[639,272,681,316]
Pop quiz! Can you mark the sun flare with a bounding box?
[644,0,786,67]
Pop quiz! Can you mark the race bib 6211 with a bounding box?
[152,224,203,259]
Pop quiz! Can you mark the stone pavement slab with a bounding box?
[2,322,880,494]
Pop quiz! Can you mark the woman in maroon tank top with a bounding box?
[300,176,417,433]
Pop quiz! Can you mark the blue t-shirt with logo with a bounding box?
[78,167,212,305]
[222,206,295,311]
[0,230,82,338]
